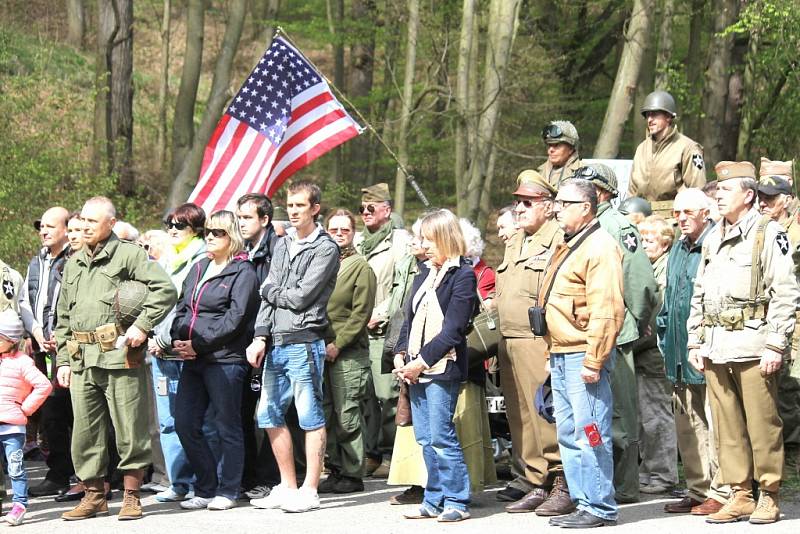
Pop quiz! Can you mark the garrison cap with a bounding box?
[759,157,793,181]
[715,161,756,181]
[514,169,556,197]
[361,183,392,203]
[758,175,792,196]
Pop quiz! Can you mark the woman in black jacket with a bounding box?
[171,210,260,511]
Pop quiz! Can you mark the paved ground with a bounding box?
[13,464,800,533]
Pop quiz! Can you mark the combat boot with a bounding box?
[749,490,780,524]
[535,475,576,517]
[706,489,756,523]
[61,479,109,521]
[118,489,142,520]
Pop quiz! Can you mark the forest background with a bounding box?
[1,0,798,271]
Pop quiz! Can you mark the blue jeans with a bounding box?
[410,379,470,513]
[550,352,617,521]
[1,433,27,506]
[175,360,246,500]
[258,341,326,430]
[152,358,194,494]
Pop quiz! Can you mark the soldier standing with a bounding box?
[55,197,177,521]
[573,164,659,504]
[628,90,706,202]
[687,162,799,524]
[538,121,583,189]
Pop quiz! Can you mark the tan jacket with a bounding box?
[495,219,564,338]
[687,208,800,362]
[540,222,625,370]
[629,125,706,201]
[538,153,583,189]
[354,227,411,324]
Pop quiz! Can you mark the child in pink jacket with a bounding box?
[0,309,53,526]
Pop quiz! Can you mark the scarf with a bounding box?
[359,220,394,257]
[339,244,357,261]
[169,236,206,287]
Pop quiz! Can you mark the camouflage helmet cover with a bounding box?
[572,163,619,196]
[542,120,580,148]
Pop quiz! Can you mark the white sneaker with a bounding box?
[251,485,292,509]
[280,487,320,513]
[156,488,189,502]
[207,496,237,510]
[180,496,213,510]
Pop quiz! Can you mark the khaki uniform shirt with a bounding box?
[0,259,35,335]
[629,125,706,201]
[687,208,800,362]
[537,153,583,190]
[354,227,411,325]
[495,219,564,338]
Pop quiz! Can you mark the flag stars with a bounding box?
[255,105,262,112]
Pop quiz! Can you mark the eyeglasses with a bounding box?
[358,204,377,215]
[553,199,587,209]
[672,208,700,218]
[164,219,189,230]
[512,197,550,209]
[328,227,353,235]
[542,124,563,140]
[205,228,228,238]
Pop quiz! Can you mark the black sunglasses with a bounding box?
[205,228,228,238]
[542,124,563,140]
[163,219,189,231]
[358,204,377,215]
[512,198,549,209]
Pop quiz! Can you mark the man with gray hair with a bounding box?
[538,121,583,188]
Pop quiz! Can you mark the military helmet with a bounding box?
[619,196,653,217]
[572,164,618,197]
[641,90,677,118]
[542,120,579,148]
[114,280,148,328]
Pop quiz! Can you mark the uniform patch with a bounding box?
[776,232,790,255]
[2,279,14,300]
[692,153,704,170]
[622,231,639,252]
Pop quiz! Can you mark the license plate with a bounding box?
[486,396,506,413]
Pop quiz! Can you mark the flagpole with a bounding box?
[274,26,430,208]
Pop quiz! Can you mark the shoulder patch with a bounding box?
[776,232,790,255]
[691,153,704,170]
[2,278,14,300]
[622,231,639,252]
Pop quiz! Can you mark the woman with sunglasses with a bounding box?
[170,210,260,511]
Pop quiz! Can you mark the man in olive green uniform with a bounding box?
[575,164,659,503]
[55,197,176,521]
[495,170,573,516]
[538,121,583,189]
[687,162,799,524]
[628,91,706,202]
[353,184,411,474]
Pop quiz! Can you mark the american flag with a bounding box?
[188,36,363,212]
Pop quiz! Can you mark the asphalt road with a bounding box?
[14,464,800,533]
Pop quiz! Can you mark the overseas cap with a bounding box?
[361,183,392,203]
[758,175,792,196]
[715,161,756,181]
[759,157,793,180]
[542,120,579,148]
[0,309,24,342]
[572,163,618,196]
[514,169,556,197]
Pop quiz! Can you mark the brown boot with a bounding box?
[749,490,780,524]
[61,479,109,521]
[706,489,756,523]
[118,469,144,520]
[535,475,576,517]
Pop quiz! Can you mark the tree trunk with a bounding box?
[393,0,420,218]
[325,0,345,184]
[701,0,740,169]
[170,0,205,179]
[685,0,705,137]
[167,0,247,208]
[454,0,475,217]
[346,0,377,185]
[594,0,654,158]
[156,0,171,173]
[722,33,747,160]
[67,0,86,49]
[633,33,656,147]
[253,0,280,44]
[654,0,674,89]
[465,0,521,221]
[735,30,758,160]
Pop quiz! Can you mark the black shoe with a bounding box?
[318,474,341,494]
[558,509,617,528]
[496,486,527,502]
[549,511,577,527]
[55,490,85,502]
[333,476,364,494]
[29,479,69,497]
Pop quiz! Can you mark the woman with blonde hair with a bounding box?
[394,209,477,522]
[170,210,260,511]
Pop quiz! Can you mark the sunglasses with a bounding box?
[542,124,563,140]
[672,208,699,218]
[205,228,228,238]
[358,204,377,215]
[328,227,353,235]
[163,219,189,231]
[512,197,549,209]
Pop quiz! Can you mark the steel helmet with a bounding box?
[619,196,653,217]
[641,90,677,118]
[542,120,579,148]
[572,164,618,197]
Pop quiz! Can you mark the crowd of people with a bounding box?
[0,89,797,527]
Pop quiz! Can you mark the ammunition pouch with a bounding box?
[703,305,767,331]
[73,323,122,352]
[66,339,82,361]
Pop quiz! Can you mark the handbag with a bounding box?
[395,381,413,426]
[466,265,500,364]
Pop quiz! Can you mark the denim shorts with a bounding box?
[257,340,326,430]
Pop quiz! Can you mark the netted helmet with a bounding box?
[572,164,618,197]
[641,90,677,118]
[114,280,148,328]
[542,120,579,148]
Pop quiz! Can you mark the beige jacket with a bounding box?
[629,125,706,201]
[540,222,625,370]
[496,219,564,338]
[538,153,583,189]
[687,208,800,362]
[354,227,411,325]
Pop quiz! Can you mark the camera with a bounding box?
[584,422,602,447]
[528,306,548,336]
